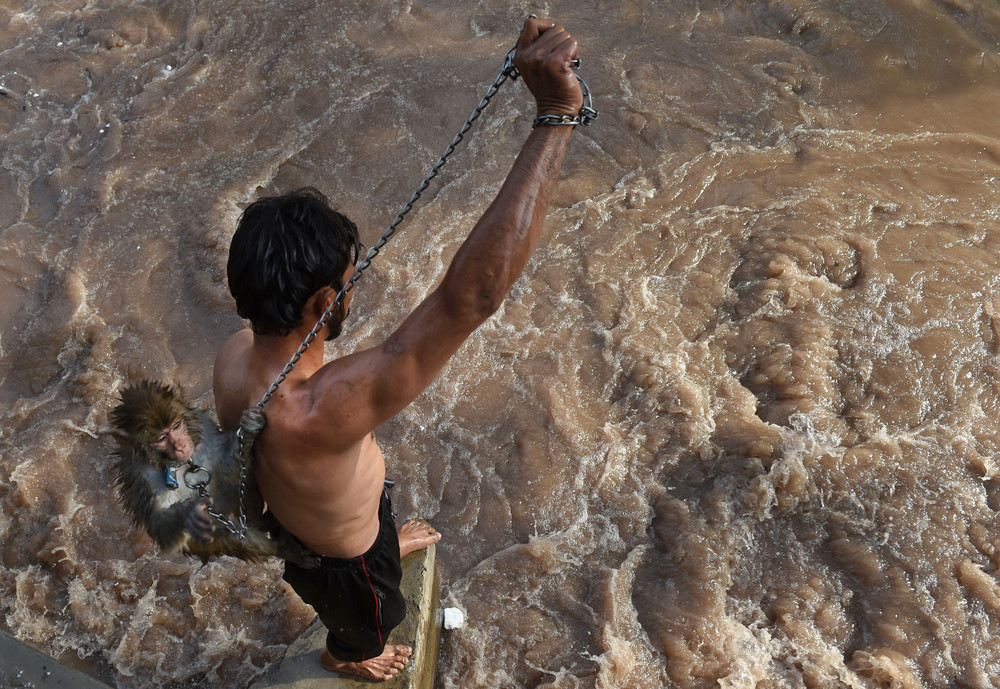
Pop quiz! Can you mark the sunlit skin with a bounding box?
[214,18,581,681]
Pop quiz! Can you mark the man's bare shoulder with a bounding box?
[213,329,255,430]
[306,350,381,422]
[218,328,254,359]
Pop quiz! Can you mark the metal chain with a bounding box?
[229,425,252,535]
[181,416,260,539]
[253,47,598,413]
[216,35,599,541]
[182,459,246,536]
[252,46,523,413]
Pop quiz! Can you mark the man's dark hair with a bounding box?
[227,187,361,336]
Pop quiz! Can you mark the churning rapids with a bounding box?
[3,1,1000,687]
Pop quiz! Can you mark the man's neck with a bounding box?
[251,329,328,378]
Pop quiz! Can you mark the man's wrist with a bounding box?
[532,107,598,128]
[532,113,583,128]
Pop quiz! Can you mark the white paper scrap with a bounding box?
[443,607,465,630]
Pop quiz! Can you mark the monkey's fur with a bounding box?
[111,380,316,566]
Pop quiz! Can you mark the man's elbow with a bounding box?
[441,282,504,328]
[474,280,510,317]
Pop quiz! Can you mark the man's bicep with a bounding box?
[365,288,483,424]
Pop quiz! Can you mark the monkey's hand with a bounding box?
[239,408,267,438]
[186,498,216,544]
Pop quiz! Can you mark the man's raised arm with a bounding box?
[439,20,584,324]
[316,18,586,434]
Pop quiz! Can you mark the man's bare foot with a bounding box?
[320,645,412,681]
[398,520,441,558]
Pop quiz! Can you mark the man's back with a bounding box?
[213,326,387,558]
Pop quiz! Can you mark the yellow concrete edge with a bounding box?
[251,542,440,689]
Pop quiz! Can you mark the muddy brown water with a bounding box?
[2,1,1000,687]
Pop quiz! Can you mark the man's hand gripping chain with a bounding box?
[502,47,599,128]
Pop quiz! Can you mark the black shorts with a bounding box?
[281,489,406,662]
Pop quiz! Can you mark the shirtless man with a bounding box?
[213,17,584,682]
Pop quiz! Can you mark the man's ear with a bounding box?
[305,286,338,319]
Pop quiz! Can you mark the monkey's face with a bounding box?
[151,417,196,463]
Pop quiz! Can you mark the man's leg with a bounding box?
[284,554,409,680]
[283,491,410,680]
[282,489,441,681]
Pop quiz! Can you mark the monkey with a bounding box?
[110,379,318,567]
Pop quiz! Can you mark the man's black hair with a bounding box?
[227,187,361,337]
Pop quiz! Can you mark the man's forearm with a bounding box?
[441,124,574,321]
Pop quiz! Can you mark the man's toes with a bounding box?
[402,520,440,540]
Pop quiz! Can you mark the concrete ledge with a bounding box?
[251,543,440,689]
[0,630,112,688]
